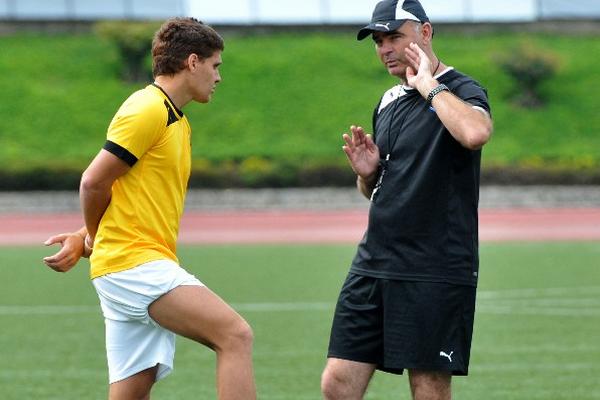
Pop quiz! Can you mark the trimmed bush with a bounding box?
[94,21,158,82]
[497,43,560,108]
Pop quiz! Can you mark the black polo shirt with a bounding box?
[350,68,490,287]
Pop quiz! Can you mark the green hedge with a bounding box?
[0,158,357,190]
[3,163,600,191]
[0,29,598,189]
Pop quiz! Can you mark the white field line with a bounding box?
[233,302,332,312]
[476,305,600,317]
[476,343,600,355]
[474,362,598,372]
[2,286,599,316]
[475,286,600,316]
[0,305,98,315]
[477,286,600,299]
[0,302,333,316]
[0,368,104,379]
[482,297,600,306]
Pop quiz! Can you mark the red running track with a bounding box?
[1,208,600,246]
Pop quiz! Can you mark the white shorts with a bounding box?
[92,259,204,384]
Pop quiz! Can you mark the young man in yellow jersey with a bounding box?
[43,18,256,400]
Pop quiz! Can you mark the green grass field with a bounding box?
[1,242,599,399]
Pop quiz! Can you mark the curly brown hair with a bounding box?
[152,17,224,77]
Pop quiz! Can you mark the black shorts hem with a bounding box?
[327,354,469,376]
[384,362,469,376]
[326,352,380,367]
[327,352,405,375]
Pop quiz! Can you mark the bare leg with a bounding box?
[148,285,256,400]
[108,365,158,400]
[408,370,452,400]
[321,358,376,400]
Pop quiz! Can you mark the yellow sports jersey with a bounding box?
[89,84,191,279]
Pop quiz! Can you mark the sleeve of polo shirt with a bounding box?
[104,95,166,167]
[453,79,491,117]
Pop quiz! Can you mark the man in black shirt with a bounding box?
[321,1,493,399]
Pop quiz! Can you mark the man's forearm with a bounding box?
[430,90,492,150]
[419,78,492,150]
[77,149,131,239]
[79,181,112,239]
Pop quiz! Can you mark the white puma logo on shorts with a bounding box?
[439,351,454,362]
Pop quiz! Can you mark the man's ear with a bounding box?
[187,53,201,70]
[421,22,433,45]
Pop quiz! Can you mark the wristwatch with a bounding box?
[426,84,449,103]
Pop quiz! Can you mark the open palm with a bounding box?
[342,125,380,179]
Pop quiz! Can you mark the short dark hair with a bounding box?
[152,17,224,77]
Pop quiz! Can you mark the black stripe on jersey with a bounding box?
[165,100,179,127]
[103,140,138,167]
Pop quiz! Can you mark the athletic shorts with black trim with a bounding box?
[327,272,476,375]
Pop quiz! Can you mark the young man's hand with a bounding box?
[43,232,89,272]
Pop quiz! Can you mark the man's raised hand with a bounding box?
[342,125,380,179]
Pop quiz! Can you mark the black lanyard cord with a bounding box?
[370,90,422,203]
[384,90,421,161]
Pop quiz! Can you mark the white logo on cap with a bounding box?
[374,22,391,30]
[395,3,421,22]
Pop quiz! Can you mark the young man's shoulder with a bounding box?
[113,86,169,125]
[120,86,166,113]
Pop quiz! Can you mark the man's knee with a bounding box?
[218,318,254,353]
[233,319,254,348]
[321,361,369,400]
[321,366,347,400]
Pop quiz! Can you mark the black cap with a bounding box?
[357,0,430,41]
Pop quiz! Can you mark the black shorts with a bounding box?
[327,273,476,375]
